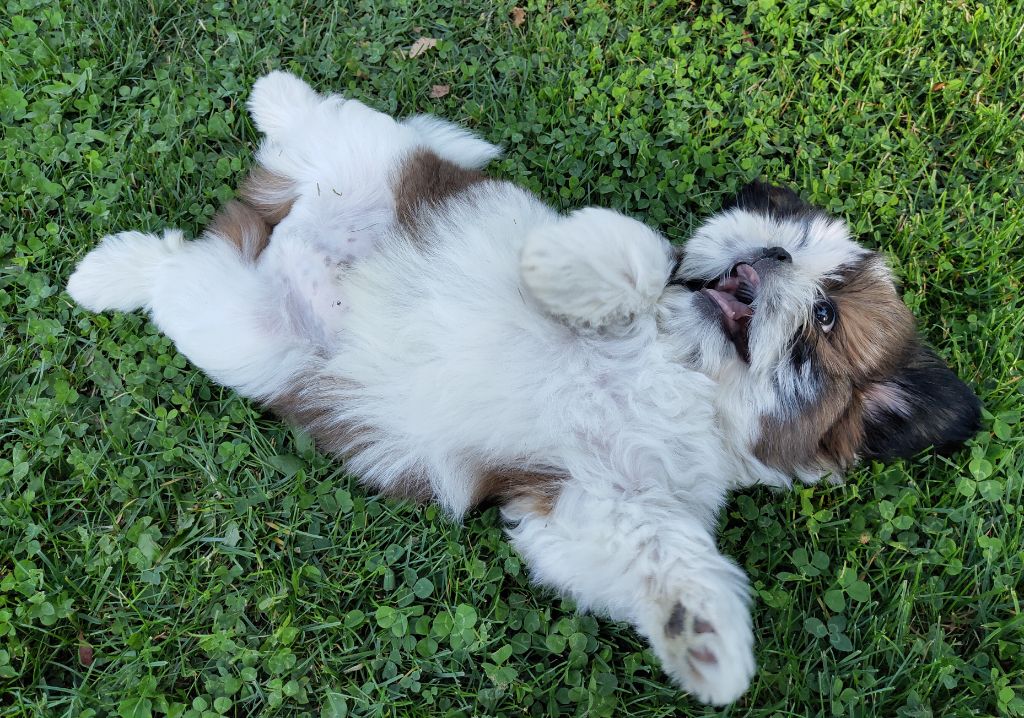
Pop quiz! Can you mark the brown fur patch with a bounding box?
[238,167,298,226]
[208,167,297,261]
[207,200,271,262]
[474,466,566,515]
[266,371,435,503]
[820,256,915,378]
[755,379,855,473]
[266,372,360,457]
[755,254,918,472]
[394,149,488,230]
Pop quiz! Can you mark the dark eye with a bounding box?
[813,299,836,332]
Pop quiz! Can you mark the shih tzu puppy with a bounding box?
[67,72,980,705]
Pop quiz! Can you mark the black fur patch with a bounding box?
[790,332,814,370]
[723,180,818,221]
[861,346,981,460]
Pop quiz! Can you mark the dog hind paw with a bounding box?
[67,229,184,313]
[248,71,323,137]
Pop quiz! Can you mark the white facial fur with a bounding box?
[666,209,868,373]
[658,207,874,484]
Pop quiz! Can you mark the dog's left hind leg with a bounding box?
[67,206,330,400]
[245,71,502,267]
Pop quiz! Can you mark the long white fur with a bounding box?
[67,71,875,705]
[401,113,503,169]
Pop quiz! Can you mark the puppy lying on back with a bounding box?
[68,72,980,705]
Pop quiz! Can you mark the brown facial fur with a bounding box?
[755,254,918,472]
[818,256,916,379]
[394,149,488,230]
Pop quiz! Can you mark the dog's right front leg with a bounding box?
[519,208,675,330]
[503,480,755,706]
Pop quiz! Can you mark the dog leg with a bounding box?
[244,73,401,264]
[401,114,502,170]
[520,208,675,329]
[67,218,336,400]
[246,72,503,264]
[67,228,186,314]
[504,481,755,706]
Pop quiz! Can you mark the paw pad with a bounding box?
[664,601,717,639]
[665,602,687,638]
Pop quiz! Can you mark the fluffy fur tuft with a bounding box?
[401,114,503,169]
[67,228,184,312]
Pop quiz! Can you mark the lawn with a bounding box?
[1,0,1022,716]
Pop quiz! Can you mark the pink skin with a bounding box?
[701,263,760,337]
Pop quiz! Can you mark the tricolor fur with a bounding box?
[67,72,980,705]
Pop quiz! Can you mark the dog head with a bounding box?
[662,181,981,478]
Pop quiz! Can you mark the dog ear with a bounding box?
[859,344,981,460]
[723,180,814,220]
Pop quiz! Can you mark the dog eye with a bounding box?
[813,299,836,332]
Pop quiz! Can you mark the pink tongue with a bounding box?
[734,263,760,288]
[704,288,753,320]
[715,265,760,295]
[716,276,742,294]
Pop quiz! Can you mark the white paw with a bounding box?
[521,208,673,328]
[647,587,755,706]
[67,229,184,313]
[248,71,322,137]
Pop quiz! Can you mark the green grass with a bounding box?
[1,0,1022,716]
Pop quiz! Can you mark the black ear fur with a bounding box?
[723,180,815,220]
[860,345,981,461]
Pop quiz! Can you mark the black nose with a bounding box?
[762,246,792,263]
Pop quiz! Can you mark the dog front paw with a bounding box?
[645,585,755,706]
[520,208,673,329]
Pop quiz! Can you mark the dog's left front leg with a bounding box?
[504,481,755,706]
